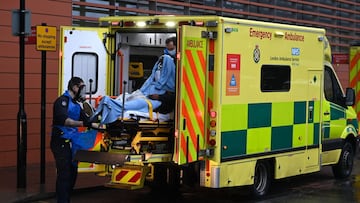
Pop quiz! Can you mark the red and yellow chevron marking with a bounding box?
[179,45,206,164]
[112,168,142,185]
[349,46,360,120]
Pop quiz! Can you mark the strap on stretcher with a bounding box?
[144,99,153,120]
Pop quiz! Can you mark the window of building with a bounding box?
[72,52,98,94]
[274,0,293,7]
[261,65,291,92]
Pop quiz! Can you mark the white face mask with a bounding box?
[167,49,176,57]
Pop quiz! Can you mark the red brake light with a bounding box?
[210,111,217,118]
[124,21,135,26]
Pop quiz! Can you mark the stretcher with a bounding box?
[91,95,174,152]
[76,96,174,167]
[105,110,174,155]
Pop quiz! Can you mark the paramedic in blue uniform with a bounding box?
[164,36,176,63]
[148,36,177,113]
[51,77,93,203]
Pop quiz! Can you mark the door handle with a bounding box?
[183,118,186,130]
[324,112,330,115]
[309,106,313,121]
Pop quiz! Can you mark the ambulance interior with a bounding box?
[114,32,176,94]
[97,31,177,154]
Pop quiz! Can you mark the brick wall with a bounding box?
[0,0,72,167]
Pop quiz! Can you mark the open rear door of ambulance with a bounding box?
[175,25,208,165]
[59,26,110,173]
[59,26,110,104]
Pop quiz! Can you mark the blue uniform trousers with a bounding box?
[51,129,78,203]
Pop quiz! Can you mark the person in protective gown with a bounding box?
[51,77,98,203]
[92,54,176,124]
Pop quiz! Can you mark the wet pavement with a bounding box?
[2,154,360,203]
[0,162,106,203]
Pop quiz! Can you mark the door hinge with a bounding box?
[202,31,217,39]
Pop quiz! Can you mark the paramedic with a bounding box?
[51,77,94,203]
[93,54,176,124]
[147,37,177,113]
[164,36,177,62]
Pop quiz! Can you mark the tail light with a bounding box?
[209,139,216,146]
[208,110,217,147]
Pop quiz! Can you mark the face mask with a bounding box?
[167,49,176,57]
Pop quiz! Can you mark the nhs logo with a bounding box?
[291,48,300,56]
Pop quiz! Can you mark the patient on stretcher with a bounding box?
[91,55,176,124]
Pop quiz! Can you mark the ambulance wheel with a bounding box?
[252,160,272,197]
[332,141,354,179]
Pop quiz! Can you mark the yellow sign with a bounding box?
[36,25,57,51]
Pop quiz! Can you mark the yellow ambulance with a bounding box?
[59,16,359,196]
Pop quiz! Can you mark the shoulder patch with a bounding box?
[61,100,67,107]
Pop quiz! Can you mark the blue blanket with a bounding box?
[92,55,175,124]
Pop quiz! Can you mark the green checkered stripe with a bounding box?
[220,101,320,161]
[322,103,353,139]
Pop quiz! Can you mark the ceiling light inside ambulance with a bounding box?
[165,21,176,27]
[136,21,146,27]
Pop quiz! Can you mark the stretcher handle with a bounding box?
[89,78,93,105]
[121,81,127,122]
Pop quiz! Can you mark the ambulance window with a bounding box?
[324,66,345,106]
[261,65,290,92]
[72,52,98,94]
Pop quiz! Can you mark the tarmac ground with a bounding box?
[0,162,106,203]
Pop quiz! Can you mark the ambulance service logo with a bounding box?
[253,45,260,63]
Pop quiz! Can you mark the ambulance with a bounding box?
[58,16,359,196]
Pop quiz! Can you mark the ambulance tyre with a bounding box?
[252,160,272,197]
[332,141,354,179]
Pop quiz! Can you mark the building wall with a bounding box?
[0,0,72,167]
